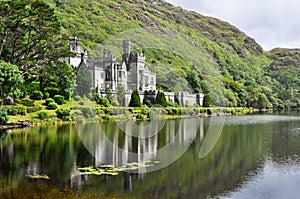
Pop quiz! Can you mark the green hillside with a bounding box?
[45,0,299,108]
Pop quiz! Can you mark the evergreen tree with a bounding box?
[75,63,93,97]
[155,91,168,107]
[129,90,142,107]
[203,94,212,107]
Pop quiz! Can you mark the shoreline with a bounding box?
[0,107,260,130]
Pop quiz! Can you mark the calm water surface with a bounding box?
[1,112,300,198]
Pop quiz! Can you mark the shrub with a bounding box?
[53,95,65,105]
[62,116,72,121]
[129,90,142,107]
[45,98,55,106]
[81,107,96,118]
[143,99,152,107]
[21,99,35,107]
[38,111,48,120]
[27,106,43,113]
[203,94,212,107]
[0,108,9,125]
[136,113,147,120]
[30,91,43,100]
[155,91,168,107]
[43,92,50,99]
[4,106,26,116]
[45,87,59,98]
[95,94,111,107]
[79,101,85,106]
[74,95,81,101]
[47,102,58,110]
[56,109,71,119]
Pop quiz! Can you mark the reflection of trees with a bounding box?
[0,118,279,198]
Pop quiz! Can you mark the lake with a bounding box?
[1,112,300,198]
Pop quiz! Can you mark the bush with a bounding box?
[47,102,58,110]
[21,99,35,107]
[81,107,96,118]
[0,108,9,125]
[129,90,142,107]
[45,87,59,98]
[4,106,26,116]
[74,95,81,101]
[27,106,43,113]
[38,111,48,120]
[62,116,72,121]
[45,98,55,106]
[79,101,85,106]
[43,92,50,99]
[95,94,111,107]
[144,99,152,107]
[56,109,71,119]
[53,95,65,105]
[30,91,44,100]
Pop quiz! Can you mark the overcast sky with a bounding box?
[166,0,300,50]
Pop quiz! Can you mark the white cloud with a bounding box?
[166,0,300,50]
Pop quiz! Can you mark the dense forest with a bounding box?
[1,0,300,111]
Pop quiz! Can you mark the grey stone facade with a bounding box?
[68,36,203,106]
[69,37,156,93]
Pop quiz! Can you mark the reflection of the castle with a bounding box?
[21,119,204,192]
[68,118,204,192]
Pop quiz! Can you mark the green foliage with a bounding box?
[53,95,65,105]
[4,106,27,116]
[47,102,58,110]
[79,101,85,106]
[117,84,126,106]
[38,111,49,120]
[43,92,50,99]
[56,109,71,119]
[45,98,55,106]
[0,0,69,71]
[0,108,9,125]
[45,88,60,98]
[203,94,212,107]
[74,95,81,101]
[129,90,142,107]
[75,64,93,97]
[0,61,23,99]
[95,94,111,107]
[27,106,43,113]
[21,99,35,107]
[155,91,168,107]
[81,107,96,118]
[144,99,152,107]
[30,91,44,100]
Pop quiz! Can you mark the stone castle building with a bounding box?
[69,36,156,92]
[68,36,203,106]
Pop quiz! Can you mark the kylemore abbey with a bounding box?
[67,36,204,106]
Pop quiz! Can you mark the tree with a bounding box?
[75,63,93,97]
[186,70,202,93]
[0,0,70,79]
[117,84,126,106]
[0,61,24,105]
[155,91,168,107]
[203,94,212,107]
[40,61,76,99]
[129,90,142,107]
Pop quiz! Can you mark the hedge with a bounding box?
[4,106,27,116]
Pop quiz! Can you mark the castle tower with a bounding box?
[122,39,131,70]
[69,36,87,68]
[123,39,130,55]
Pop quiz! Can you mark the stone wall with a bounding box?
[99,90,204,107]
